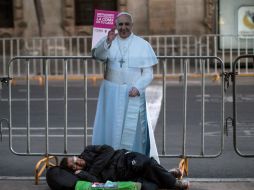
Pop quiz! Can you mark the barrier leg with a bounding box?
[213,73,220,81]
[35,155,58,185]
[91,76,97,86]
[178,158,188,178]
[36,76,44,86]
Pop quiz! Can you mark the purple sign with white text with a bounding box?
[94,9,118,28]
[92,9,118,49]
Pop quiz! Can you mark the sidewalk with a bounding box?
[0,178,254,190]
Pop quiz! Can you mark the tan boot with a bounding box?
[174,179,190,190]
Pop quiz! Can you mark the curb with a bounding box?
[1,176,254,182]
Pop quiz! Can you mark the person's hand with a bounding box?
[75,170,82,175]
[106,28,117,45]
[129,87,140,97]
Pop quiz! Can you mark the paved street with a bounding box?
[0,76,254,190]
[0,178,254,190]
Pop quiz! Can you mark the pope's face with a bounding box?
[116,15,133,39]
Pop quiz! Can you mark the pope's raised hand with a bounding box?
[106,28,117,45]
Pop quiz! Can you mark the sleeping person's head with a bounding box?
[60,156,86,171]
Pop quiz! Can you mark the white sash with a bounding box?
[120,97,140,150]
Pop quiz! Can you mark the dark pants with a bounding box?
[124,152,176,190]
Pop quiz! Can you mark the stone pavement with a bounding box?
[0,178,254,190]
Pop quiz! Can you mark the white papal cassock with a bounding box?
[92,33,159,162]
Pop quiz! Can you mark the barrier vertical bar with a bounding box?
[3,40,6,75]
[10,40,13,67]
[237,38,241,74]
[214,36,218,73]
[186,38,190,72]
[84,58,88,147]
[32,39,36,75]
[46,39,51,73]
[45,59,49,155]
[180,37,183,73]
[206,36,210,74]
[62,38,65,56]
[26,59,31,153]
[54,38,58,74]
[162,59,166,154]
[8,59,13,152]
[17,39,21,75]
[201,59,205,155]
[172,37,175,75]
[220,58,225,153]
[222,36,225,68]
[84,37,88,56]
[39,39,43,74]
[194,36,198,73]
[156,36,161,74]
[182,59,188,156]
[85,38,90,73]
[77,38,81,74]
[198,37,203,73]
[69,38,73,74]
[64,59,68,153]
[164,37,167,75]
[230,37,233,71]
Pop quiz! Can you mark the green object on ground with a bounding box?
[75,180,141,190]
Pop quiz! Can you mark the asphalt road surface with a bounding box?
[0,76,253,178]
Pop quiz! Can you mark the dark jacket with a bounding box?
[77,144,129,182]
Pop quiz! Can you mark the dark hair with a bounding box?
[60,157,69,170]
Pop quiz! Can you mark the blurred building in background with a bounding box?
[0,0,253,38]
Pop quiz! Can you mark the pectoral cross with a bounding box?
[119,58,125,68]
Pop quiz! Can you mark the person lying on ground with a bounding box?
[59,144,190,190]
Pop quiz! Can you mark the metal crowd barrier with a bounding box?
[1,55,253,184]
[1,35,254,78]
[7,56,93,157]
[156,56,225,175]
[6,56,93,184]
[199,35,254,74]
[232,54,254,158]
